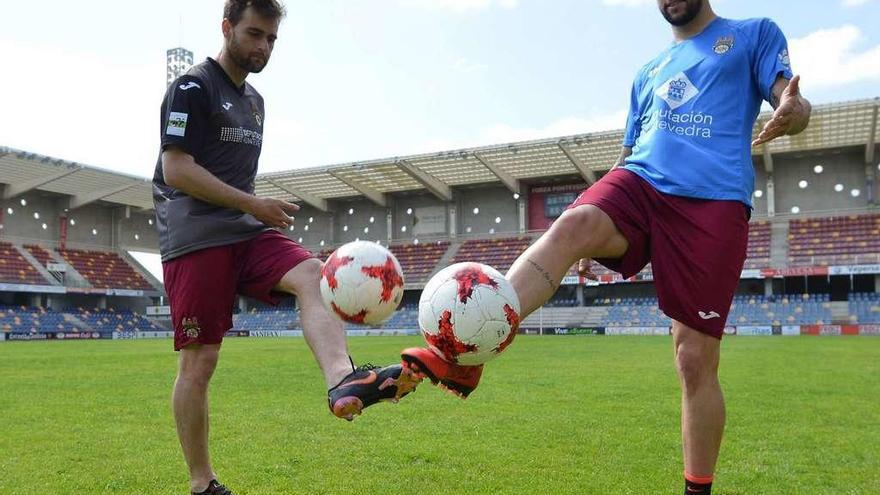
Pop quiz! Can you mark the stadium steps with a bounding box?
[147,316,172,330]
[118,250,161,292]
[431,241,461,277]
[62,313,92,332]
[830,301,852,324]
[581,306,610,327]
[770,220,789,268]
[46,249,93,288]
[12,244,57,286]
[521,306,589,329]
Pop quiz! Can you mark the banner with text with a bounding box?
[137,331,174,339]
[605,326,670,336]
[248,330,302,338]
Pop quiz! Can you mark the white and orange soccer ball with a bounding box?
[418,262,521,366]
[320,241,405,325]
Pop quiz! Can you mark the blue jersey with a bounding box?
[622,17,793,207]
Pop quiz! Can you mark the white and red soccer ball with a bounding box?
[320,241,405,325]
[418,262,521,365]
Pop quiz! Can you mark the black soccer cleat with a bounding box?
[328,362,422,421]
[192,479,233,495]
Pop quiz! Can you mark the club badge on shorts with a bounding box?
[713,36,734,55]
[182,317,201,338]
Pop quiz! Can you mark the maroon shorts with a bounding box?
[163,230,313,350]
[570,168,749,338]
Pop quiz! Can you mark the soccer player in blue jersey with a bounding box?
[402,1,811,493]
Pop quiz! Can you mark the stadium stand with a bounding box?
[57,248,154,290]
[232,307,300,332]
[374,304,418,329]
[231,304,420,333]
[788,214,880,266]
[23,244,54,268]
[849,293,880,324]
[0,306,80,333]
[594,294,834,327]
[603,297,671,327]
[314,242,451,284]
[546,297,579,307]
[728,294,832,326]
[0,242,48,285]
[451,236,532,272]
[0,306,167,334]
[745,220,771,268]
[388,241,450,283]
[77,308,167,333]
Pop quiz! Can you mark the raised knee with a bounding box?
[279,258,322,295]
[299,258,323,279]
[547,206,606,254]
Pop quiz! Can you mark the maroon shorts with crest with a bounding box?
[569,168,749,338]
[163,230,313,350]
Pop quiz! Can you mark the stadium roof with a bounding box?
[1,98,877,213]
[257,98,880,211]
[0,147,153,211]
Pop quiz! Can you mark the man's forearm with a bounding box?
[163,154,256,214]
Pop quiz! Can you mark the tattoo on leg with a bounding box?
[526,258,557,291]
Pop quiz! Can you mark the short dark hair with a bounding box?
[224,0,286,25]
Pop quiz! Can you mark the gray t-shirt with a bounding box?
[153,58,270,262]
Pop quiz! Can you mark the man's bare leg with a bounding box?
[673,321,724,486]
[507,205,628,317]
[275,258,353,388]
[173,344,221,493]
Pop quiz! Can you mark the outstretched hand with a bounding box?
[752,75,809,147]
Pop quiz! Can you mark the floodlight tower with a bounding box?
[166,47,194,86]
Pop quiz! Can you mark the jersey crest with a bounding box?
[713,36,734,55]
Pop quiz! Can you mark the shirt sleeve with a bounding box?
[622,74,644,147]
[160,75,210,157]
[750,18,794,104]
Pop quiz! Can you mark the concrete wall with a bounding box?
[456,186,518,236]
[393,193,447,242]
[751,158,769,217]
[116,208,160,253]
[773,148,868,214]
[63,203,116,247]
[0,194,124,249]
[285,205,333,249]
[0,194,65,243]
[333,199,390,245]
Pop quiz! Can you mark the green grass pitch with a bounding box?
[1,336,878,494]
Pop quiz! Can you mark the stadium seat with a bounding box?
[0,242,49,285]
[451,236,533,273]
[76,307,167,333]
[788,214,880,266]
[56,248,155,290]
